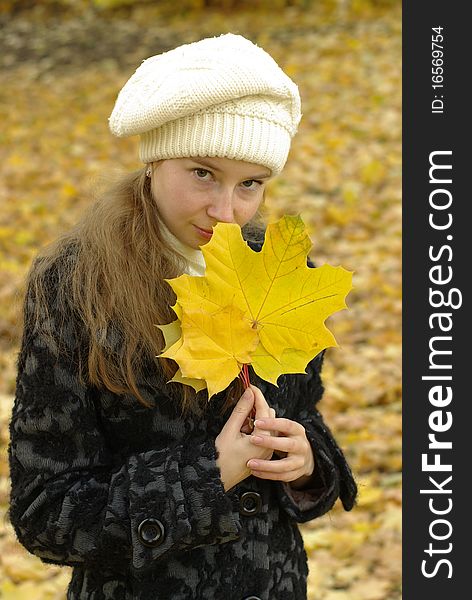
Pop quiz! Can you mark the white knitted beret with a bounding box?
[108,33,301,175]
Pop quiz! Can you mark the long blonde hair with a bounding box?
[23,166,267,418]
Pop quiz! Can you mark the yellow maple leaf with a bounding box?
[249,343,322,386]
[154,318,207,393]
[157,214,352,397]
[159,303,259,398]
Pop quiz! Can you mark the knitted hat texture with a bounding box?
[108,33,301,175]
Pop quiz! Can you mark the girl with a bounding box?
[8,33,357,600]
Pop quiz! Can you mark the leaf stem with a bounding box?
[239,364,256,427]
[239,363,251,388]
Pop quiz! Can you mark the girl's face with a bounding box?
[150,157,272,250]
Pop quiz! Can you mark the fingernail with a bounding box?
[250,436,263,443]
[247,460,258,468]
[254,420,265,427]
[242,389,252,400]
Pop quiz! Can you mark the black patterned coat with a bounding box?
[8,240,358,600]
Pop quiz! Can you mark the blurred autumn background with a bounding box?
[0,0,401,598]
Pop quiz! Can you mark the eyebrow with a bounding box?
[190,158,271,179]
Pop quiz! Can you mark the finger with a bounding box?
[249,468,304,482]
[247,455,303,473]
[227,388,254,435]
[268,408,278,437]
[250,384,271,418]
[249,434,299,454]
[253,417,305,437]
[249,384,272,436]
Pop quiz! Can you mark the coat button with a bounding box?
[243,596,262,600]
[137,518,165,547]
[239,491,262,516]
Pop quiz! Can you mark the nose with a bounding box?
[206,188,236,223]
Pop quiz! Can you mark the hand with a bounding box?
[246,417,316,484]
[215,385,275,492]
[240,385,276,434]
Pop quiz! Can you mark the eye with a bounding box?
[194,168,212,180]
[241,179,263,190]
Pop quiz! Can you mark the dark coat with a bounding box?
[8,240,357,600]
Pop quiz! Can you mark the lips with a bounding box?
[195,225,213,233]
[193,224,214,240]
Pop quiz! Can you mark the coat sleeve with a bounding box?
[274,256,358,523]
[274,350,358,523]
[8,270,241,574]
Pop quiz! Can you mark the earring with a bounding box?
[146,167,152,177]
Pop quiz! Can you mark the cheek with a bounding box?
[236,198,263,225]
[152,179,198,220]
[179,190,209,219]
[175,200,203,224]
